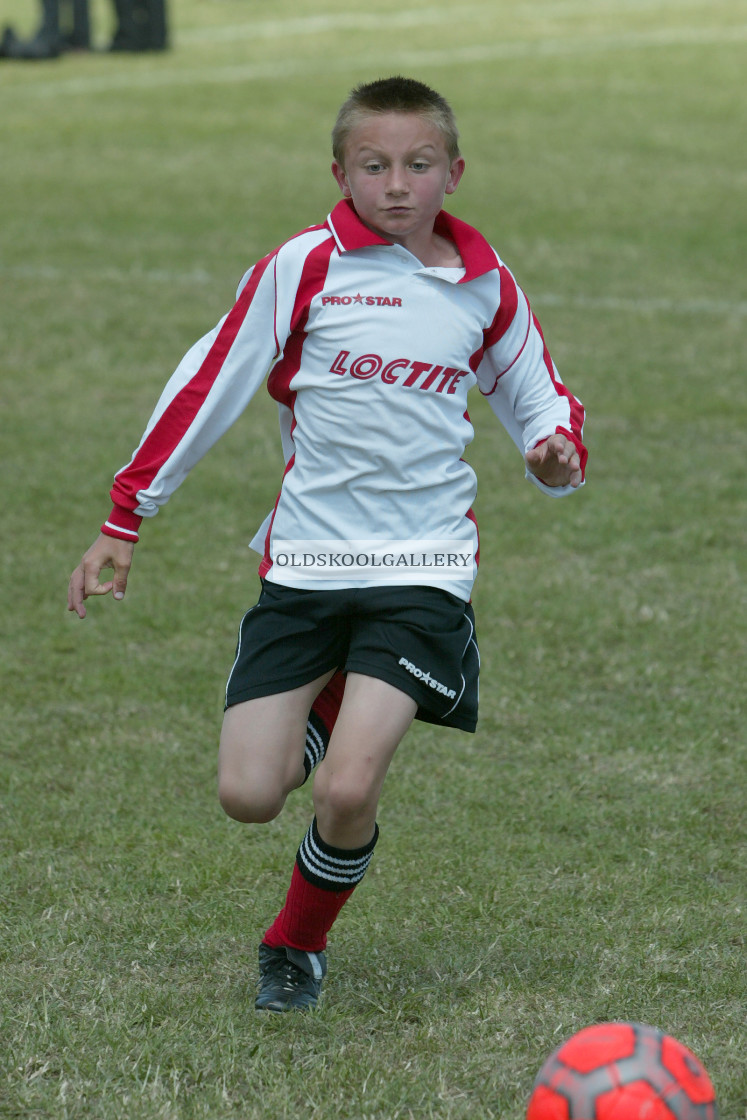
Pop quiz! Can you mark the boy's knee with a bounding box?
[314,768,377,824]
[218,778,285,824]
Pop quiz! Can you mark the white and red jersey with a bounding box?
[102,199,586,601]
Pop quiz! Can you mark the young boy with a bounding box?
[68,77,587,1012]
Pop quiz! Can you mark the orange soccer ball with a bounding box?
[526,1022,718,1120]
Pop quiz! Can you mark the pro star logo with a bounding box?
[398,657,457,699]
[321,293,403,307]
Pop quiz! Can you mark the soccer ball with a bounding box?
[526,1021,718,1119]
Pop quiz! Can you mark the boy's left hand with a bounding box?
[525,433,583,488]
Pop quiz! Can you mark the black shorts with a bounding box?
[225,581,479,732]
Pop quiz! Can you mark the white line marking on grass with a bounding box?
[385,24,747,70]
[175,6,499,44]
[10,23,747,98]
[175,0,735,46]
[3,264,744,316]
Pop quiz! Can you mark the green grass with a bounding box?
[1,0,746,1116]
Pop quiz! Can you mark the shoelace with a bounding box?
[265,958,309,993]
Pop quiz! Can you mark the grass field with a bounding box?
[1,0,746,1116]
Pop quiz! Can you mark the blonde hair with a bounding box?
[332,76,461,167]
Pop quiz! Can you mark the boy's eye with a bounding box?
[365,162,385,173]
[411,161,429,171]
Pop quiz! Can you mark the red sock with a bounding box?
[311,670,345,734]
[263,817,379,952]
[263,864,354,952]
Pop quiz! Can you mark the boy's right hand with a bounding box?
[67,534,135,619]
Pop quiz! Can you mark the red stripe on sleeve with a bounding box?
[109,252,275,513]
[267,239,336,407]
[470,263,520,376]
[485,265,520,349]
[532,312,587,476]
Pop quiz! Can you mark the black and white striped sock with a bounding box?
[302,710,329,783]
[296,815,379,891]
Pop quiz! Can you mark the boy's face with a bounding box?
[332,112,465,254]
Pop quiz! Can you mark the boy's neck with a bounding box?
[427,232,464,268]
[387,229,464,269]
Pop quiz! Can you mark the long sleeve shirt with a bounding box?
[102,199,586,601]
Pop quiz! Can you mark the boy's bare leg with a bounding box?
[312,672,418,848]
[255,674,416,1009]
[218,670,335,823]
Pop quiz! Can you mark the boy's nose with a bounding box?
[386,168,409,194]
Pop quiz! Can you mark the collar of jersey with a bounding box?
[326,199,498,284]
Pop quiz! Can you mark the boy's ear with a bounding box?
[445,156,466,196]
[331,161,352,197]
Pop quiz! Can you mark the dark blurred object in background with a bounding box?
[0,0,90,58]
[109,0,168,51]
[0,0,169,58]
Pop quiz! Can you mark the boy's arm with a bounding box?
[67,260,280,617]
[100,226,333,542]
[476,263,587,494]
[67,231,327,616]
[102,251,282,543]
